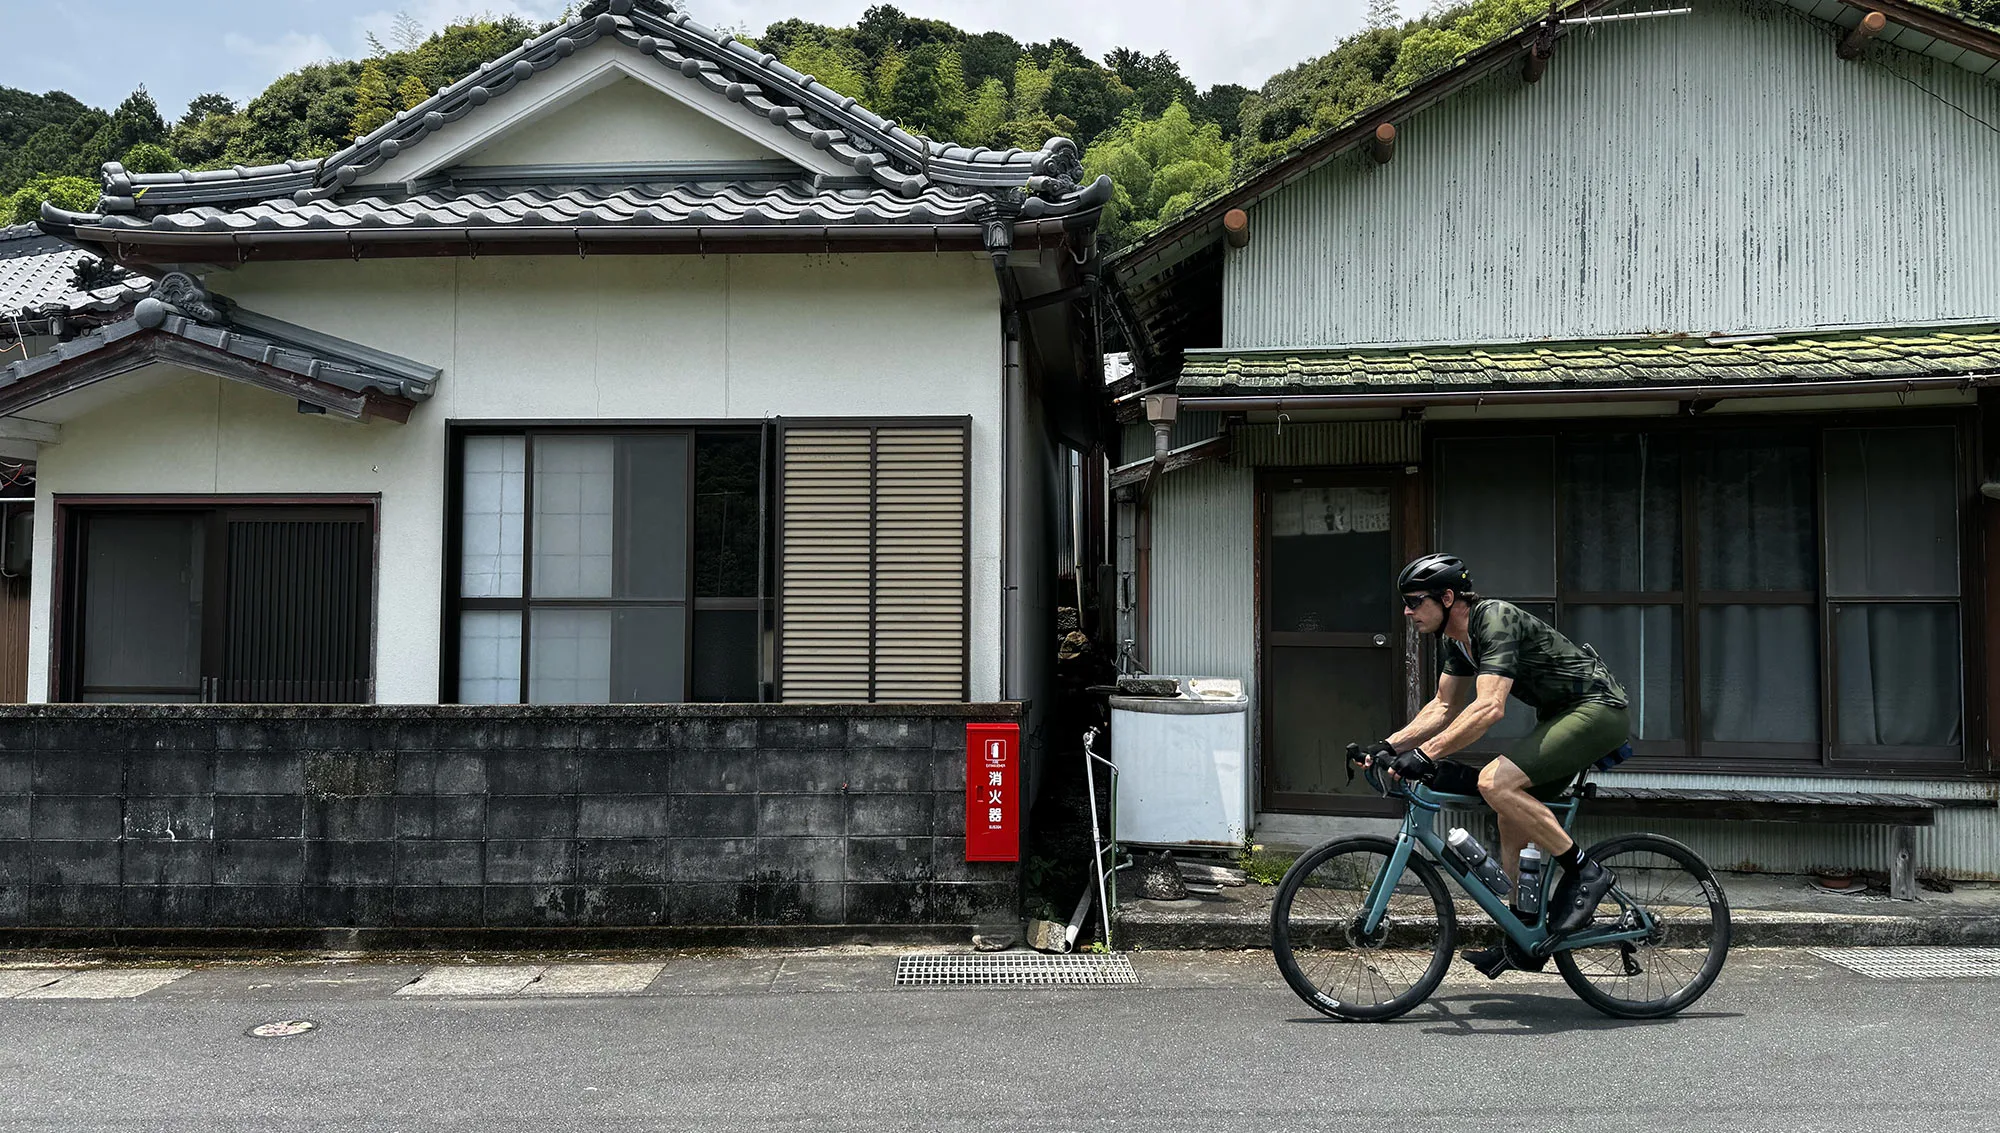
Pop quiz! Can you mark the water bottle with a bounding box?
[1447,828,1511,897]
[1514,843,1546,920]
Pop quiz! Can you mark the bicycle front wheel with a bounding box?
[1271,835,1455,1022]
[1554,834,1731,1019]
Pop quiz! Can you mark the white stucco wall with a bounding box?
[26,252,1004,704]
[460,75,782,167]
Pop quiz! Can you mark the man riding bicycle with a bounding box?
[1358,553,1631,978]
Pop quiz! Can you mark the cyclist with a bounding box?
[1357,553,1631,978]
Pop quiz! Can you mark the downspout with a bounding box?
[1130,393,1178,674]
[985,211,1027,703]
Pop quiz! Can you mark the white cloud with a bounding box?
[222,30,342,75]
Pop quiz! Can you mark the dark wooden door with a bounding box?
[1260,471,1409,814]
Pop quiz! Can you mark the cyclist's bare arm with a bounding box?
[1386,673,1476,751]
[1416,673,1513,759]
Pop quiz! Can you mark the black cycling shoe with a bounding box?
[1548,858,1617,937]
[1460,941,1549,978]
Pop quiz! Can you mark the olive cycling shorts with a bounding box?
[1506,700,1631,800]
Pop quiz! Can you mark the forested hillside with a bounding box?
[8,0,1994,247]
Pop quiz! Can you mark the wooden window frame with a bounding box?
[773,417,973,703]
[1427,408,1986,780]
[441,422,772,705]
[51,494,381,704]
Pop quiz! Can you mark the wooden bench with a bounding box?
[1574,785,1998,900]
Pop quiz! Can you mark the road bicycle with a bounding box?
[1270,745,1731,1021]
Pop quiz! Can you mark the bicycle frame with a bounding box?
[1359,776,1658,957]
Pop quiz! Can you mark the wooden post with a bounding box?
[1370,123,1397,165]
[1890,824,1918,900]
[1222,208,1251,248]
[1838,11,1888,59]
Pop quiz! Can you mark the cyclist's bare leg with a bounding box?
[1478,757,1573,881]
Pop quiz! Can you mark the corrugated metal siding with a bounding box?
[1148,460,1256,695]
[1233,420,1420,466]
[1224,0,2000,348]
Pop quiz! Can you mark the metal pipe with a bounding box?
[1179,373,1994,412]
[1560,7,1691,23]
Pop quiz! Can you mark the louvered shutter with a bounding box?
[779,428,874,701]
[778,421,968,702]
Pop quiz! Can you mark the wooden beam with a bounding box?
[1838,0,2000,61]
[1370,123,1397,164]
[0,418,61,446]
[1839,10,1888,59]
[1222,208,1250,248]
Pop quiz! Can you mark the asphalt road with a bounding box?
[0,948,1991,1133]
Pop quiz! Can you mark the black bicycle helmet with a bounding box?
[1397,552,1471,596]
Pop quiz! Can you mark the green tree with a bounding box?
[119,141,177,173]
[1082,101,1230,250]
[397,74,431,111]
[963,78,1011,148]
[177,93,237,129]
[348,60,395,141]
[1045,64,1133,143]
[960,32,1023,93]
[878,43,969,139]
[1105,48,1196,119]
[781,39,871,100]
[1190,83,1250,139]
[169,108,248,169]
[5,174,99,224]
[81,87,167,173]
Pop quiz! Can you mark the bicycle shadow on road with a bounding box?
[1413,991,1741,1035]
[1276,992,1740,1032]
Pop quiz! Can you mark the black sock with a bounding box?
[1556,844,1585,871]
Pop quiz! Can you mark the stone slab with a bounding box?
[394,964,543,997]
[15,968,191,998]
[519,963,666,996]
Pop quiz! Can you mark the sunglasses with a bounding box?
[1401,592,1442,611]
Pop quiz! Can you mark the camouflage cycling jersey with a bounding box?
[1441,599,1628,713]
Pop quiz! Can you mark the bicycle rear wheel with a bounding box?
[1554,834,1731,1019]
[1271,835,1455,1022]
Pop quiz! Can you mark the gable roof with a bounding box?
[0,224,148,329]
[1105,0,2000,376]
[41,0,1108,260]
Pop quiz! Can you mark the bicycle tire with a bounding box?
[1553,833,1731,1019]
[1271,835,1456,1022]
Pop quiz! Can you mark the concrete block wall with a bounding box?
[0,703,1019,943]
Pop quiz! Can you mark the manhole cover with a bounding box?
[247,1019,318,1038]
[1811,947,2000,979]
[895,953,1139,987]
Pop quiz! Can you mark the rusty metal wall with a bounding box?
[1223,0,2000,349]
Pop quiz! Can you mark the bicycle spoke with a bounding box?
[1274,842,1453,1019]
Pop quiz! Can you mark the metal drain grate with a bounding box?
[1812,947,2000,980]
[896,953,1139,987]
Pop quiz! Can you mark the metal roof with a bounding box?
[1105,0,2000,377]
[1179,322,2000,394]
[0,224,148,323]
[50,0,1108,233]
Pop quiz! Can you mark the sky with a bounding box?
[0,0,1376,120]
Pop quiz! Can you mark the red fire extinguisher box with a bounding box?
[964,723,1019,862]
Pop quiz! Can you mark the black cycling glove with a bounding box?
[1389,748,1439,783]
[1356,739,1397,766]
